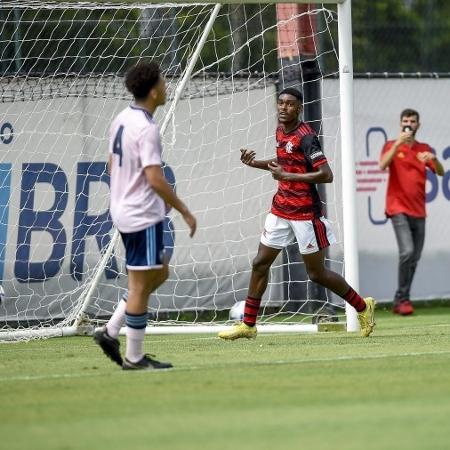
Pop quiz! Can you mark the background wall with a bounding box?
[1,77,449,323]
[324,78,450,302]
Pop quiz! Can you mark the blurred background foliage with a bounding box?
[352,0,450,72]
[0,1,449,76]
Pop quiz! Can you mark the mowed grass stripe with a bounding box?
[1,307,450,450]
[1,348,450,383]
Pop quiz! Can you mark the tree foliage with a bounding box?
[352,0,450,72]
[1,1,450,77]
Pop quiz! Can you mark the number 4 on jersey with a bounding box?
[112,125,124,166]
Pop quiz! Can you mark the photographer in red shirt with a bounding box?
[380,109,444,315]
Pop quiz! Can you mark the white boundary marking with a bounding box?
[1,349,450,383]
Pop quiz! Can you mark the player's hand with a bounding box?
[268,161,286,180]
[240,148,256,166]
[182,211,197,237]
[417,152,436,163]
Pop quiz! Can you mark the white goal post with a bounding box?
[0,0,359,340]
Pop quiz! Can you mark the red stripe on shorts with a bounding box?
[313,218,330,249]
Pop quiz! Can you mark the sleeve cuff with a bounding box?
[312,158,327,169]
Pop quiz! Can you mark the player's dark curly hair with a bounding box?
[125,61,161,100]
[279,87,303,103]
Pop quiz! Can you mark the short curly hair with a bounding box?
[125,61,161,100]
[279,87,303,103]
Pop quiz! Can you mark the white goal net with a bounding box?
[0,1,348,340]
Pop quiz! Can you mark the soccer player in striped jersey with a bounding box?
[94,61,196,370]
[219,88,375,340]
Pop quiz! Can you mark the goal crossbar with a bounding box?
[33,1,347,5]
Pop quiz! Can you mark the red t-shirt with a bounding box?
[271,122,328,221]
[381,140,436,218]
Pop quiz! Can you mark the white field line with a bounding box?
[1,349,450,383]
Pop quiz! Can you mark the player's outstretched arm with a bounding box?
[145,165,197,237]
[240,148,276,170]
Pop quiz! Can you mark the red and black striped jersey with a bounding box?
[271,122,328,221]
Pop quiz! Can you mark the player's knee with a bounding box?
[129,285,152,300]
[252,255,271,274]
[147,267,168,292]
[307,268,324,284]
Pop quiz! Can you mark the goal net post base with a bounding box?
[0,326,78,342]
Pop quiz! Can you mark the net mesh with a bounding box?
[0,2,344,339]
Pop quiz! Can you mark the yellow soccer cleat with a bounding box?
[358,297,376,337]
[218,322,257,340]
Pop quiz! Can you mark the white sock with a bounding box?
[106,298,127,339]
[125,326,146,363]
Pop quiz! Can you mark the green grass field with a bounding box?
[1,306,450,450]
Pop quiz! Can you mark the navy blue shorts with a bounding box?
[120,221,165,270]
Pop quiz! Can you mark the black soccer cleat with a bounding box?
[122,354,173,371]
[93,326,123,367]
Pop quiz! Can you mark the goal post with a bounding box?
[0,0,359,340]
[336,0,359,332]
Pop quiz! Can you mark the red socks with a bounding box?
[243,296,261,327]
[343,287,366,312]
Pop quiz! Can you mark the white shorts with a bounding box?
[260,213,336,254]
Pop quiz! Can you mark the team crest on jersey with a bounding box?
[285,141,294,153]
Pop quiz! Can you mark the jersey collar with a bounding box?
[130,104,153,118]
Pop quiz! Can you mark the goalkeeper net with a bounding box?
[0,1,347,340]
